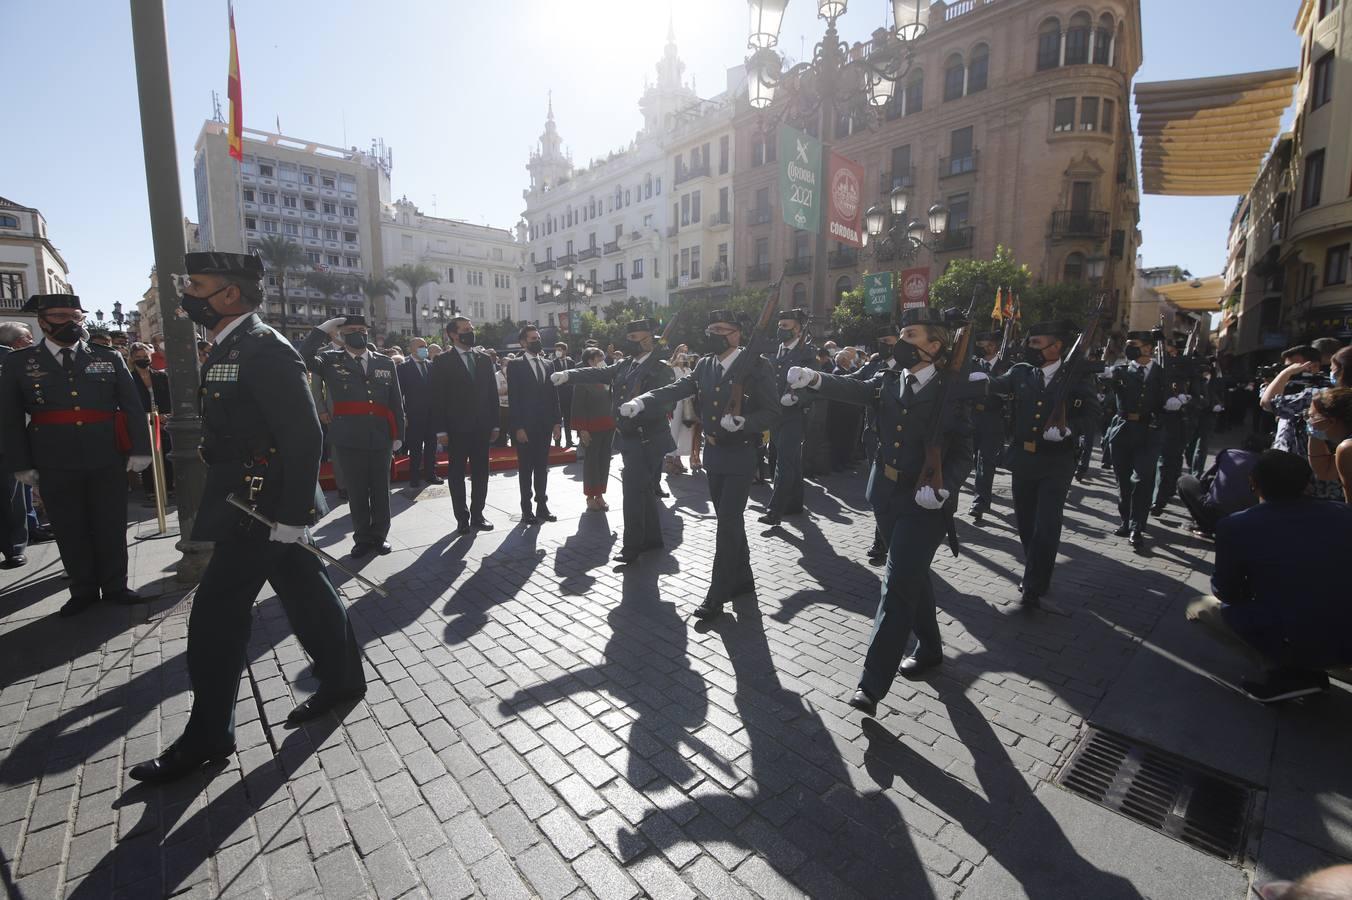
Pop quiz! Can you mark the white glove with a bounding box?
[127,455,153,473]
[780,392,799,407]
[391,439,403,453]
[269,523,309,544]
[719,414,746,432]
[1164,397,1183,412]
[914,486,950,510]
[1042,425,1069,442]
[14,469,38,486]
[1179,394,1192,404]
[318,317,347,335]
[1212,404,1223,413]
[550,371,569,386]
[619,399,643,418]
[786,366,814,390]
[968,371,989,382]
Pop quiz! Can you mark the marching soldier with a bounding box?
[759,309,815,527]
[858,326,900,565]
[0,294,151,616]
[302,316,405,555]
[980,321,1100,609]
[552,318,674,563]
[967,331,1007,525]
[621,310,779,620]
[788,307,974,716]
[1104,330,1172,549]
[131,252,364,783]
[1152,334,1201,515]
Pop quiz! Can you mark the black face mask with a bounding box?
[1023,344,1046,367]
[777,328,796,344]
[45,320,86,345]
[624,338,646,354]
[1124,345,1143,362]
[702,332,732,355]
[180,285,229,330]
[455,330,476,347]
[526,340,543,355]
[892,340,924,369]
[343,332,368,351]
[133,358,151,369]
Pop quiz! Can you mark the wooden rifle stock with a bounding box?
[1046,294,1109,432]
[914,309,976,495]
[727,278,784,418]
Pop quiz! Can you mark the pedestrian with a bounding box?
[760,309,814,527]
[301,315,406,556]
[507,325,562,524]
[130,251,365,784]
[495,356,511,447]
[553,318,675,561]
[664,348,695,475]
[624,310,779,619]
[0,321,35,568]
[567,347,615,510]
[397,336,444,489]
[788,307,974,715]
[980,321,1100,609]
[1308,386,1352,502]
[552,341,575,448]
[967,331,1007,525]
[1104,330,1172,549]
[431,317,500,535]
[128,341,174,507]
[0,294,152,615]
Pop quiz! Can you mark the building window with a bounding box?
[321,176,336,189]
[1327,244,1349,285]
[1038,18,1062,71]
[752,140,765,167]
[343,231,357,242]
[242,189,255,203]
[1320,0,1340,18]
[1312,51,1334,110]
[341,204,356,217]
[905,71,924,115]
[943,54,965,101]
[258,164,274,177]
[1080,97,1100,131]
[0,272,24,306]
[260,191,275,205]
[792,283,807,305]
[1065,13,1091,65]
[345,256,359,268]
[690,247,702,280]
[691,190,702,223]
[719,136,730,175]
[793,232,810,260]
[244,216,257,230]
[947,193,971,231]
[282,196,297,209]
[1102,99,1116,133]
[968,44,989,94]
[754,237,770,266]
[322,202,336,214]
[306,226,321,238]
[1063,252,1085,282]
[283,222,299,236]
[1094,14,1115,66]
[835,276,853,303]
[304,199,316,211]
[1054,98,1076,132]
[323,228,338,240]
[302,172,315,185]
[306,251,321,264]
[326,254,340,266]
[1302,150,1325,209]
[632,258,644,279]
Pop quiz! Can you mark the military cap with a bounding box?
[876,323,900,339]
[708,309,743,329]
[624,318,656,334]
[340,315,368,327]
[1126,330,1155,342]
[776,308,809,323]
[1028,320,1075,339]
[184,251,265,280]
[87,327,111,339]
[21,293,83,313]
[899,306,945,328]
[973,331,1000,343]
[1171,335,1189,348]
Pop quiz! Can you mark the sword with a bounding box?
[227,495,389,596]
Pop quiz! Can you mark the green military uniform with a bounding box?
[1153,339,1202,513]
[968,333,1007,522]
[763,309,816,524]
[0,294,150,615]
[1104,332,1171,542]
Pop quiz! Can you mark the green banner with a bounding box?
[569,310,582,333]
[864,272,894,316]
[779,125,821,233]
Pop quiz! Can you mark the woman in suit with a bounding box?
[571,347,616,510]
[129,342,173,505]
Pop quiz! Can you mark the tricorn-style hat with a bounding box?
[1028,321,1074,339]
[21,294,83,313]
[340,315,368,328]
[776,308,808,323]
[1126,330,1155,342]
[708,309,743,329]
[625,318,656,334]
[1171,335,1189,348]
[899,306,945,328]
[184,251,265,279]
[877,324,900,339]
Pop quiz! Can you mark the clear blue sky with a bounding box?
[0,1,1300,320]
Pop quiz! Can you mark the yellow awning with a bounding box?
[1136,68,1298,196]
[1154,275,1228,311]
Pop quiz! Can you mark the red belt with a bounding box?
[31,409,132,453]
[332,400,397,439]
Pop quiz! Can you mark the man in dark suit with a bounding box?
[432,317,500,534]
[0,322,34,568]
[1187,449,1352,702]
[1104,330,1172,549]
[398,336,443,489]
[508,325,561,524]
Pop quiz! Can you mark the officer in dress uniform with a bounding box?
[967,332,1007,526]
[857,326,901,565]
[552,319,674,563]
[759,309,815,527]
[789,307,974,716]
[980,321,1100,609]
[1152,334,1201,515]
[130,252,365,784]
[0,294,151,616]
[301,315,405,556]
[622,310,779,620]
[1104,330,1173,549]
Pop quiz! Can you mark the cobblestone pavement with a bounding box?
[0,454,1347,898]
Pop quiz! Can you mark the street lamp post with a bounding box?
[744,0,930,317]
[863,183,948,263]
[421,295,458,339]
[542,265,593,337]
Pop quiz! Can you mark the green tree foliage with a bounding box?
[826,283,887,346]
[475,317,519,350]
[254,235,306,307]
[663,285,770,350]
[1019,281,1100,328]
[929,245,1031,316]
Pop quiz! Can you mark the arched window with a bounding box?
[968,44,990,94]
[1064,252,1085,282]
[1094,14,1115,66]
[1065,12,1092,65]
[943,53,966,102]
[792,282,808,305]
[1037,18,1061,70]
[835,276,853,303]
[0,214,17,229]
[904,69,925,116]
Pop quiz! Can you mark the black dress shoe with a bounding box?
[472,518,493,532]
[408,479,423,490]
[58,595,99,618]
[104,588,145,606]
[898,655,942,679]
[757,513,781,526]
[1150,504,1165,517]
[1,555,26,569]
[28,526,55,543]
[351,542,374,557]
[286,688,367,725]
[1112,523,1131,537]
[129,743,233,784]
[375,542,393,555]
[520,510,539,525]
[1129,529,1144,549]
[336,490,349,502]
[428,476,445,485]
[692,599,724,620]
[456,521,472,536]
[848,689,878,717]
[655,487,670,498]
[972,510,984,526]
[535,507,557,522]
[1020,590,1042,609]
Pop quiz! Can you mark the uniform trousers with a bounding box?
[1109,425,1165,530]
[1153,413,1187,508]
[1186,413,1214,479]
[516,427,552,511]
[181,536,365,754]
[446,429,491,523]
[619,434,666,552]
[334,447,392,544]
[4,472,27,559]
[705,470,754,603]
[767,414,806,516]
[970,420,1004,508]
[1076,421,1099,475]
[406,413,439,482]
[38,462,128,599]
[1011,458,1076,595]
[859,488,947,702]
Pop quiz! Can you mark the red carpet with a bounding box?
[318,446,576,491]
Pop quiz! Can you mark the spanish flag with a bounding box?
[227,1,243,161]
[991,286,1004,323]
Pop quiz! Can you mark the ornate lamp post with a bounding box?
[421,295,458,339]
[541,264,593,336]
[862,183,948,263]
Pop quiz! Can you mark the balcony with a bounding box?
[578,246,600,261]
[709,210,732,227]
[939,151,979,178]
[667,276,680,289]
[603,278,627,293]
[710,264,731,284]
[666,225,679,237]
[557,253,578,268]
[674,162,711,187]
[828,248,859,268]
[604,240,621,255]
[534,259,556,272]
[1048,210,1109,240]
[880,169,915,194]
[784,256,813,276]
[747,263,771,281]
[749,208,772,226]
[937,226,974,252]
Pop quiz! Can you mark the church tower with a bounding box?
[527,92,572,193]
[639,19,698,135]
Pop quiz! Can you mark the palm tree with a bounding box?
[357,273,398,336]
[254,235,307,312]
[388,263,442,337]
[305,271,355,319]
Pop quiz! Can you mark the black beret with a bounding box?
[625,318,656,334]
[21,293,83,313]
[1028,321,1074,338]
[708,309,743,329]
[1126,330,1155,342]
[184,251,265,279]
[899,306,945,327]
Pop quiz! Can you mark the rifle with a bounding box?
[1045,293,1109,433]
[994,305,1020,373]
[726,278,785,418]
[1183,316,1202,358]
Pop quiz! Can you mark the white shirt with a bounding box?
[523,352,549,382]
[1129,359,1155,377]
[345,347,373,373]
[211,314,251,347]
[777,337,800,357]
[44,337,78,362]
[631,350,652,366]
[900,364,937,398]
[714,347,743,378]
[457,347,476,372]
[1039,358,1062,383]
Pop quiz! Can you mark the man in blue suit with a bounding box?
[1187,449,1352,702]
[397,337,443,489]
[507,325,561,524]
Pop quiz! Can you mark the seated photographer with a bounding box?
[1176,433,1267,538]
[1308,385,1352,503]
[1186,450,1352,702]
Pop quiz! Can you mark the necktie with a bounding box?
[1035,368,1046,390]
[462,352,474,382]
[714,359,723,381]
[360,356,368,376]
[534,358,545,383]
[902,373,917,403]
[61,348,74,377]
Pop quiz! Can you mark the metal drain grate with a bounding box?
[1056,726,1256,861]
